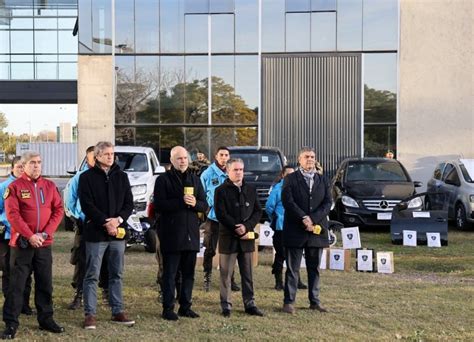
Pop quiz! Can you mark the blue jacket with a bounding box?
[0,174,17,239]
[200,162,227,222]
[265,180,285,231]
[65,164,90,222]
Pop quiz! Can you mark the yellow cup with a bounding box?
[247,231,255,239]
[116,227,126,239]
[313,225,322,235]
[184,187,194,195]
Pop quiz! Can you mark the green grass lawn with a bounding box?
[2,227,473,341]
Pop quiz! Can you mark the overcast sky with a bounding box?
[0,104,77,135]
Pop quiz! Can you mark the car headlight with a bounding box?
[470,195,474,203]
[342,195,359,208]
[408,197,423,208]
[131,184,147,197]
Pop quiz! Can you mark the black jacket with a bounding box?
[154,168,208,253]
[214,179,262,254]
[78,163,134,242]
[282,170,332,248]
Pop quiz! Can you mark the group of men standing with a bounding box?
[0,141,332,338]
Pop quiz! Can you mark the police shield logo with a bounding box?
[347,233,353,240]
[381,258,387,265]
[334,254,340,261]
[431,236,436,240]
[3,188,9,200]
[362,255,368,262]
[264,230,270,237]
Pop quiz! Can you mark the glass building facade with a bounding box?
[78,0,398,161]
[0,0,78,80]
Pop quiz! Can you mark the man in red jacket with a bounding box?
[2,151,64,339]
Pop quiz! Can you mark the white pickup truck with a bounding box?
[65,145,165,221]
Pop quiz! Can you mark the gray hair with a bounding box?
[21,151,41,164]
[170,145,188,160]
[94,141,114,157]
[226,158,244,169]
[298,146,316,158]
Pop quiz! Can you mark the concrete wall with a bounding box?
[77,55,114,164]
[398,0,473,188]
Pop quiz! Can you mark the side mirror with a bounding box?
[414,181,423,188]
[153,166,166,175]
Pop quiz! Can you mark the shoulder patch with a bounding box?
[3,188,10,200]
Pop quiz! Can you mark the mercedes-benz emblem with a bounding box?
[379,200,389,209]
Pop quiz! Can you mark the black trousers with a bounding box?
[284,247,323,305]
[161,251,196,312]
[3,246,54,328]
[70,222,109,292]
[0,237,33,308]
[272,230,285,275]
[203,219,219,273]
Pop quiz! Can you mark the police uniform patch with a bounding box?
[20,190,31,199]
[3,188,9,200]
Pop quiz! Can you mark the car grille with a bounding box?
[362,199,401,211]
[256,187,271,209]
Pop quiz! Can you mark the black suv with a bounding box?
[331,158,423,226]
[229,146,286,218]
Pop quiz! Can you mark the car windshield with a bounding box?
[459,164,474,183]
[230,151,282,173]
[346,161,409,182]
[115,153,148,172]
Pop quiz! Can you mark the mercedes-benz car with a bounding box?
[331,158,423,227]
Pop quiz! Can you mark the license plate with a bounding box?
[377,213,392,220]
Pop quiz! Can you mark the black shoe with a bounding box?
[231,281,240,292]
[222,309,231,318]
[1,326,16,340]
[39,320,65,334]
[67,291,82,310]
[178,308,200,318]
[297,281,308,290]
[162,310,179,321]
[245,306,264,317]
[21,306,34,316]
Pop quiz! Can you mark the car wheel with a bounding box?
[144,228,157,253]
[455,203,467,230]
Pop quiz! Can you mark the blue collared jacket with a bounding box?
[0,174,17,239]
[265,180,285,231]
[200,162,227,222]
[65,164,89,222]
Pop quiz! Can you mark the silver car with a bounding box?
[426,159,474,229]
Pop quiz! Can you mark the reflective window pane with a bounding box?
[185,128,210,157]
[34,8,57,17]
[286,13,310,52]
[92,0,112,53]
[0,63,9,79]
[235,0,258,52]
[59,55,77,62]
[58,18,77,29]
[11,31,33,53]
[161,0,184,53]
[262,0,285,52]
[79,0,93,53]
[61,66,77,83]
[10,17,34,29]
[36,62,57,79]
[211,56,234,123]
[11,54,33,62]
[160,128,184,160]
[235,127,257,145]
[185,0,209,14]
[135,0,159,53]
[160,56,185,123]
[0,31,10,53]
[35,18,58,29]
[185,15,208,53]
[363,0,398,50]
[116,56,136,124]
[135,56,160,124]
[364,125,396,157]
[311,0,336,11]
[210,0,234,13]
[211,127,257,151]
[311,12,335,51]
[364,53,397,123]
[36,55,57,62]
[35,31,58,53]
[337,0,362,51]
[59,30,77,53]
[115,0,134,53]
[185,56,208,124]
[235,55,258,124]
[286,0,310,12]
[211,14,234,53]
[11,63,34,79]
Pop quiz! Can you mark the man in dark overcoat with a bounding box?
[281,147,332,314]
[214,158,264,318]
[153,146,208,321]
